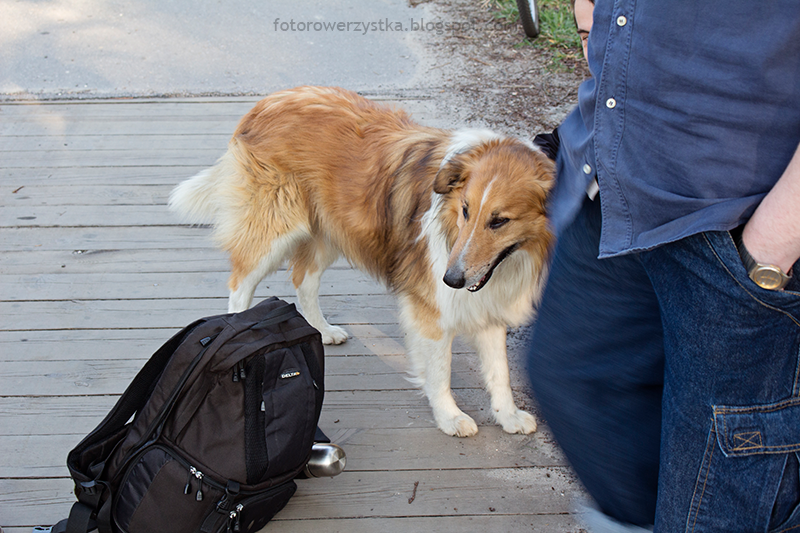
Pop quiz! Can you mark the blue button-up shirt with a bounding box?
[549,0,800,258]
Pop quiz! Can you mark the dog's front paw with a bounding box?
[496,408,538,435]
[321,325,348,345]
[437,413,479,438]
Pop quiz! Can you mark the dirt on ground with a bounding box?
[409,0,590,137]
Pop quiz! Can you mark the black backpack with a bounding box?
[50,297,328,533]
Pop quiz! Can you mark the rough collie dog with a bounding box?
[169,86,554,437]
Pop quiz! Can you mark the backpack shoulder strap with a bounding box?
[67,319,206,477]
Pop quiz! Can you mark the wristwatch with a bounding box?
[735,233,792,290]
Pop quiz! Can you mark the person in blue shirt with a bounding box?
[533,0,594,161]
[525,1,800,531]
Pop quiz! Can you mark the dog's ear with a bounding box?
[433,154,467,194]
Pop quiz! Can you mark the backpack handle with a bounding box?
[251,303,299,329]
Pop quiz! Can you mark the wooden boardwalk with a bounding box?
[0,98,584,532]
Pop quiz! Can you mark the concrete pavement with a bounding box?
[1,0,435,98]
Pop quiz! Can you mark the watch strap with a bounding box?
[734,229,792,290]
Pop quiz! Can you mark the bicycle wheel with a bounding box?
[516,0,540,39]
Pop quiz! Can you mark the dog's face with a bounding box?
[434,139,554,292]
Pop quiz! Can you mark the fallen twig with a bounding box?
[408,481,419,504]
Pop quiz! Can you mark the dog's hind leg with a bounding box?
[228,229,308,313]
[471,325,537,434]
[291,239,348,345]
[404,327,478,437]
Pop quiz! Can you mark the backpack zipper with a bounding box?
[232,360,246,382]
[227,503,244,533]
[184,466,205,501]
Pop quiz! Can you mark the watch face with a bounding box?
[752,267,786,290]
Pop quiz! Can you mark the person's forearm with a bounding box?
[742,142,800,274]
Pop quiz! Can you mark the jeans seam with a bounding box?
[795,344,800,398]
[704,232,800,329]
[775,525,800,533]
[715,397,800,415]
[687,424,717,533]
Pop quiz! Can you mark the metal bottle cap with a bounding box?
[303,443,346,477]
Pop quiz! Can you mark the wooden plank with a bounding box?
[0,149,224,169]
[3,514,584,533]
[0,119,244,137]
[239,515,583,533]
[285,467,578,518]
[0,134,229,152]
[0,96,433,121]
[0,226,216,251]
[0,249,355,274]
[0,98,441,138]
[0,388,508,437]
[3,185,175,207]
[3,165,209,185]
[1,205,180,227]
[0,249,231,274]
[0,426,567,478]
[0,467,577,527]
[0,296,399,331]
[0,395,120,436]
[0,353,494,396]
[0,98,260,118]
[0,270,382,301]
[0,324,412,361]
[0,386,535,437]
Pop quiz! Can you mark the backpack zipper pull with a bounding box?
[228,504,244,533]
[239,364,247,380]
[190,466,205,501]
[184,468,193,495]
[232,363,240,382]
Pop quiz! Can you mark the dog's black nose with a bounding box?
[443,269,466,289]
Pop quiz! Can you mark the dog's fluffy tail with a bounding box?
[168,150,239,225]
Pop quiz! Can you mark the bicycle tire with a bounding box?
[516,0,540,39]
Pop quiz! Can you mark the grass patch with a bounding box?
[487,0,584,68]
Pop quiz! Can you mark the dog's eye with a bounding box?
[489,217,509,230]
[462,205,469,220]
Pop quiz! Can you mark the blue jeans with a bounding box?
[526,197,800,531]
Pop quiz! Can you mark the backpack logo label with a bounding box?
[281,369,301,379]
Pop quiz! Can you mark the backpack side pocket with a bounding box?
[260,345,318,481]
[235,481,297,533]
[113,446,224,533]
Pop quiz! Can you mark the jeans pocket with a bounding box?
[714,399,800,532]
[705,231,800,318]
[714,398,800,457]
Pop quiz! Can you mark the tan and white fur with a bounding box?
[169,86,554,437]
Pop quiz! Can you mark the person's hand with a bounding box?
[740,143,800,276]
[741,221,798,275]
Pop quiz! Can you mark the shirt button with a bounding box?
[606,98,617,109]
[617,15,628,26]
[583,164,592,174]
